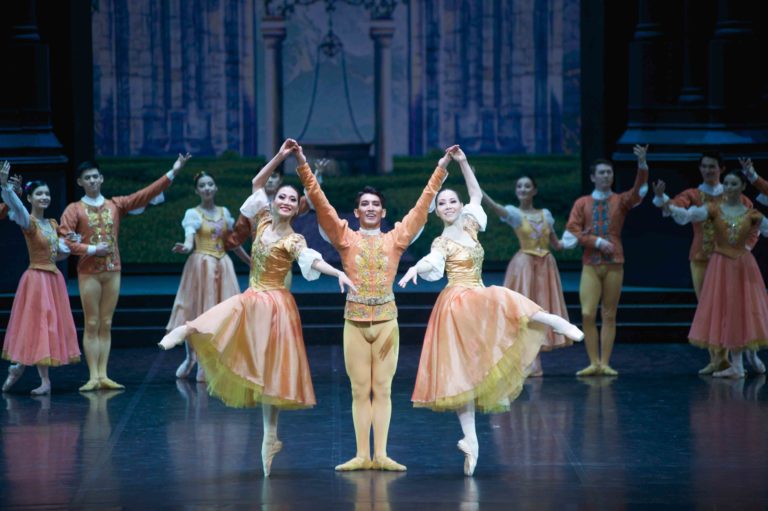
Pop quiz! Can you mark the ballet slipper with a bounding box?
[335,457,372,471]
[261,439,283,477]
[371,456,406,472]
[99,377,125,390]
[457,438,479,477]
[600,365,619,376]
[195,365,206,383]
[30,382,51,396]
[745,351,766,375]
[713,366,745,379]
[175,358,194,379]
[2,364,24,392]
[698,360,730,375]
[79,379,101,392]
[576,364,600,377]
[554,324,585,342]
[158,329,187,351]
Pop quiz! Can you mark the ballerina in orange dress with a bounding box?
[482,176,571,376]
[399,148,583,476]
[1,161,81,395]
[159,140,355,477]
[166,171,250,383]
[663,170,768,378]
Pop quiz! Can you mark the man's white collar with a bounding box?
[359,227,381,236]
[698,182,723,196]
[591,189,613,200]
[81,194,105,207]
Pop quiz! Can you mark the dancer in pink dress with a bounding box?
[483,176,571,376]
[167,172,250,383]
[663,171,768,378]
[1,161,81,394]
[399,148,583,476]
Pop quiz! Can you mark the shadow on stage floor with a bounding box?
[1,344,767,509]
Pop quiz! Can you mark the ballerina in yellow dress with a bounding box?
[159,140,355,477]
[399,147,584,476]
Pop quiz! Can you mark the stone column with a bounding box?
[261,17,286,157]
[370,18,395,174]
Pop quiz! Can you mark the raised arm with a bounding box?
[113,153,191,214]
[252,139,296,193]
[293,144,349,248]
[451,147,481,205]
[481,189,511,220]
[0,161,30,230]
[740,157,768,201]
[621,144,650,210]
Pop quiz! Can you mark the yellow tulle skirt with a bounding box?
[187,287,315,409]
[411,285,547,413]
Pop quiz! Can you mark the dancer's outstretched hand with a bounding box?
[0,161,9,186]
[172,242,192,254]
[652,179,666,198]
[279,139,297,159]
[337,272,357,294]
[438,145,459,169]
[398,266,418,288]
[172,153,193,176]
[738,157,755,175]
[633,144,649,166]
[451,146,468,164]
[293,144,308,166]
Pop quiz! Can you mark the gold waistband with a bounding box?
[346,293,395,306]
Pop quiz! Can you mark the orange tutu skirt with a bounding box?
[504,251,571,350]
[186,287,315,409]
[166,253,240,331]
[412,285,548,413]
[2,269,80,366]
[689,252,768,350]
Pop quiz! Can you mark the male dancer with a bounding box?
[294,142,451,471]
[565,145,649,376]
[651,153,765,374]
[60,154,190,391]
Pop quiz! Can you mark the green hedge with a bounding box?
[99,154,583,266]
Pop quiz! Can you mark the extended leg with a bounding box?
[370,320,404,471]
[78,274,104,391]
[530,311,585,342]
[598,265,623,375]
[97,272,122,389]
[577,265,602,376]
[336,321,373,471]
[261,403,282,477]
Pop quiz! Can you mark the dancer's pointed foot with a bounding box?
[335,457,372,471]
[600,365,619,376]
[159,328,187,350]
[30,382,51,395]
[79,379,101,392]
[457,438,479,476]
[745,351,766,375]
[554,323,585,342]
[99,377,125,390]
[175,358,194,379]
[576,364,600,377]
[195,366,206,383]
[713,366,745,379]
[261,439,283,477]
[2,364,24,392]
[372,456,406,472]
[698,360,730,375]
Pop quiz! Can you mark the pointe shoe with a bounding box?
[713,367,746,379]
[30,382,51,396]
[79,379,101,392]
[2,364,24,392]
[576,364,601,377]
[698,360,730,375]
[261,438,283,477]
[745,351,766,375]
[195,366,206,383]
[371,456,407,472]
[175,359,194,379]
[457,438,479,476]
[99,377,125,390]
[600,365,619,376]
[158,330,186,351]
[335,457,373,471]
[554,324,585,342]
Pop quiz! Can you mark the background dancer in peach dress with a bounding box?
[1,162,81,394]
[166,171,250,383]
[399,148,583,476]
[159,141,355,477]
[482,175,571,376]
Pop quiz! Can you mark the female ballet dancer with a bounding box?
[399,147,583,476]
[1,161,81,394]
[661,171,768,378]
[482,176,572,376]
[167,171,250,382]
[159,140,356,477]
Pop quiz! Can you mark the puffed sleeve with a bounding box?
[543,208,555,227]
[223,207,235,230]
[417,237,451,281]
[759,216,768,237]
[0,183,30,230]
[240,189,270,220]
[669,204,708,225]
[287,235,322,281]
[499,204,523,229]
[461,203,487,232]
[181,208,202,237]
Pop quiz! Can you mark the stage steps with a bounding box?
[0,287,697,348]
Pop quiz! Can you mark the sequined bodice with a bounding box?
[249,213,304,291]
[443,239,485,287]
[711,206,761,258]
[514,211,550,257]
[194,207,228,258]
[24,217,59,272]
